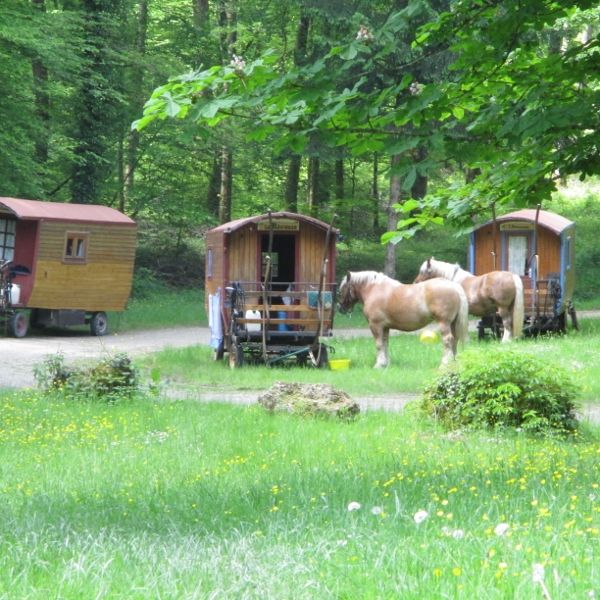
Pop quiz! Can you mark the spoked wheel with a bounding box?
[310,343,329,368]
[8,311,28,338]
[229,342,244,369]
[90,311,109,336]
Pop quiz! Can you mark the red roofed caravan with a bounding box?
[0,197,136,337]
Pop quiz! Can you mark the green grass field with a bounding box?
[141,317,600,405]
[0,391,597,599]
[2,289,599,598]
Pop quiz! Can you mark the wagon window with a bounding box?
[207,248,213,279]
[0,218,15,262]
[64,232,88,263]
[507,235,528,276]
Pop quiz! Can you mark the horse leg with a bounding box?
[498,306,512,342]
[438,322,455,366]
[371,324,389,368]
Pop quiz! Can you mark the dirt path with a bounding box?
[0,326,211,389]
[0,326,370,389]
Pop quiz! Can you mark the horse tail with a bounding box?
[453,284,470,345]
[511,274,524,338]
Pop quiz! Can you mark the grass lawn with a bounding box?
[3,289,599,598]
[0,391,597,599]
[141,317,600,405]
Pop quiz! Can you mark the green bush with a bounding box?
[421,347,580,435]
[34,352,139,402]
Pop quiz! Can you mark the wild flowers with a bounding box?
[413,509,429,524]
[356,25,374,43]
[230,54,246,73]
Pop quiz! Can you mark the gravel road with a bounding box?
[0,326,211,389]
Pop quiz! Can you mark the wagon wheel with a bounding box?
[477,321,486,341]
[8,311,28,338]
[310,343,329,368]
[90,311,109,336]
[229,341,244,369]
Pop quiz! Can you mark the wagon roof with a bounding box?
[207,211,338,235]
[478,209,574,234]
[0,197,136,226]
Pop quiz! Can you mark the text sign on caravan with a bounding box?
[500,221,534,231]
[257,218,299,232]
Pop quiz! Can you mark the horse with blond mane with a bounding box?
[414,257,524,342]
[338,270,469,368]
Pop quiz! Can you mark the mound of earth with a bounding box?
[257,382,359,418]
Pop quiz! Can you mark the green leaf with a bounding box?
[340,43,358,61]
[452,106,465,120]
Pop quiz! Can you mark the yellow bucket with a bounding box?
[329,358,351,371]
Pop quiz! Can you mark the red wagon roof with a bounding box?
[477,209,574,235]
[0,197,135,226]
[208,211,338,235]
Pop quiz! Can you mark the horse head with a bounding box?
[337,271,357,314]
[414,257,435,283]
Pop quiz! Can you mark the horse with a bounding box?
[414,257,524,342]
[338,270,469,368]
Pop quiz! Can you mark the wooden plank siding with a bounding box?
[473,224,497,274]
[298,224,335,283]
[27,222,136,311]
[228,228,258,283]
[204,230,225,299]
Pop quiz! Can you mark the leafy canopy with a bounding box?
[135,0,600,237]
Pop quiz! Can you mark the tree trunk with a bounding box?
[283,11,310,211]
[31,0,49,169]
[122,0,149,210]
[218,147,232,223]
[335,159,344,200]
[384,154,402,278]
[219,0,237,59]
[284,155,301,211]
[192,0,209,29]
[307,157,320,215]
[372,153,380,230]
[206,153,221,217]
[216,1,235,223]
[411,147,428,200]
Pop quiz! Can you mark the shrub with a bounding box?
[34,352,139,402]
[421,347,580,435]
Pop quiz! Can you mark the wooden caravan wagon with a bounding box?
[205,211,338,367]
[0,197,136,337]
[469,208,576,337]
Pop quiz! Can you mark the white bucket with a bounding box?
[245,309,261,332]
[10,284,20,305]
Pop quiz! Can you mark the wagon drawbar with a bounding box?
[205,211,338,367]
[469,208,577,337]
[0,197,136,337]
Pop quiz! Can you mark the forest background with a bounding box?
[2,0,600,302]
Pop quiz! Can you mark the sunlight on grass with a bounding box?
[139,318,600,404]
[0,392,597,599]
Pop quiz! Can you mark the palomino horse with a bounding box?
[414,257,524,342]
[338,271,469,368]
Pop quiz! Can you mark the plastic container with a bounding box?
[277,310,291,331]
[9,284,20,305]
[329,358,351,371]
[245,309,261,332]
